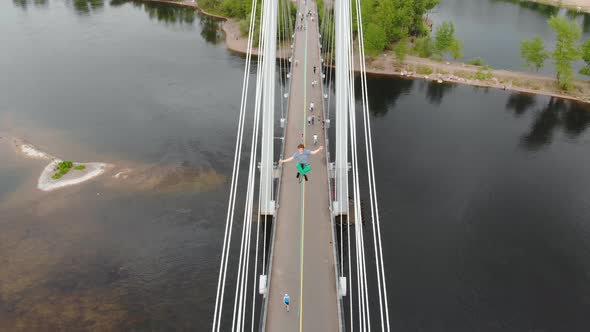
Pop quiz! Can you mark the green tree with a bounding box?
[520,36,548,71]
[580,39,590,77]
[414,36,434,57]
[433,21,461,58]
[548,16,582,90]
[406,0,440,36]
[395,37,408,63]
[449,39,464,59]
[364,23,387,55]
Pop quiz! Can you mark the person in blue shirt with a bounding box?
[283,293,290,312]
[279,144,323,182]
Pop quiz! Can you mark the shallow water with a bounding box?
[2,0,590,331]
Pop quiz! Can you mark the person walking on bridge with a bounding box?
[283,294,290,312]
[279,144,323,182]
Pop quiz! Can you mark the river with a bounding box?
[431,0,590,74]
[1,0,590,331]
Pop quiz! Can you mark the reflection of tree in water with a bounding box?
[583,13,590,34]
[110,1,196,25]
[199,15,222,44]
[424,81,457,105]
[68,0,104,15]
[358,76,414,117]
[144,2,195,25]
[491,0,559,17]
[506,93,536,117]
[521,97,590,150]
[13,0,49,9]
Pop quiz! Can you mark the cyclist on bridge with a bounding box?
[279,143,323,183]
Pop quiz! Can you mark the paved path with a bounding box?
[265,1,339,331]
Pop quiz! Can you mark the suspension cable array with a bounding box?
[211,0,293,329]
[319,0,391,330]
[213,0,391,329]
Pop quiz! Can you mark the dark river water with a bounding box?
[1,0,590,331]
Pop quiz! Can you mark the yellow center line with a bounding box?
[299,3,310,332]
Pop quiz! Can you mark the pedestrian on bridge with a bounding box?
[313,134,318,145]
[283,294,290,312]
[279,144,323,182]
[309,101,314,112]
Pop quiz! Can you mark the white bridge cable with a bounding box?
[346,11,368,332]
[211,0,260,328]
[353,0,391,329]
[234,0,271,330]
[248,0,293,330]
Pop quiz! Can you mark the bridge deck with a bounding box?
[265,1,339,331]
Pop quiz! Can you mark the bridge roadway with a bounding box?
[265,0,339,331]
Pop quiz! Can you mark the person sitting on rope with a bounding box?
[279,143,323,182]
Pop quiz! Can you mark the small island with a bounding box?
[12,138,109,192]
[51,161,86,180]
[39,159,109,192]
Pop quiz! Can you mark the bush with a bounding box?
[474,69,493,80]
[53,160,75,180]
[467,57,485,66]
[364,23,387,55]
[416,65,433,75]
[74,165,86,170]
[414,36,433,57]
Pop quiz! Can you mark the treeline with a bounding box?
[361,0,439,55]
[359,0,462,60]
[521,16,590,90]
[199,0,296,43]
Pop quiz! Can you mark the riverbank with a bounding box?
[363,53,590,104]
[143,0,590,104]
[526,0,590,14]
[141,0,290,58]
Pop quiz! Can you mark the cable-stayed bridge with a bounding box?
[211,0,390,330]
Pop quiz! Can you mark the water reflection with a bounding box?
[506,93,536,117]
[492,0,590,33]
[12,0,48,9]
[112,0,196,25]
[68,0,104,15]
[360,76,414,116]
[491,0,559,17]
[199,15,223,44]
[425,81,457,105]
[520,97,590,150]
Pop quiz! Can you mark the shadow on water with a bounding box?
[517,96,590,150]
